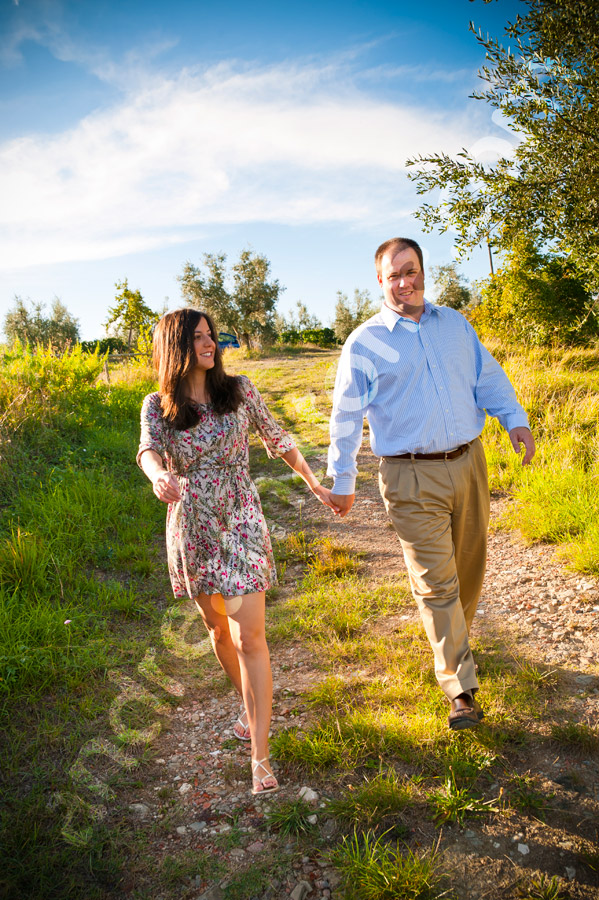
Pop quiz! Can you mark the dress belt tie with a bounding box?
[384,441,472,461]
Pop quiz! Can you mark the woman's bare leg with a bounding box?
[225,592,276,791]
[193,593,243,691]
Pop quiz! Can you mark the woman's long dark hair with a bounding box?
[153,308,243,429]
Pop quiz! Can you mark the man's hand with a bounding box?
[311,485,342,514]
[330,493,355,518]
[509,427,536,465]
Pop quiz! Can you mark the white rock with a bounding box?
[176,826,187,835]
[290,882,311,900]
[565,867,576,880]
[178,782,193,794]
[128,803,151,819]
[518,843,530,855]
[307,815,318,825]
[298,786,319,803]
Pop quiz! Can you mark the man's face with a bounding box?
[378,247,425,319]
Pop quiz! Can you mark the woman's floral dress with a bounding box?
[137,375,295,599]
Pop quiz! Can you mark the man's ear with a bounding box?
[377,273,383,287]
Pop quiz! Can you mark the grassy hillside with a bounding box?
[0,342,597,900]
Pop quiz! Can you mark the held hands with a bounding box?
[329,493,355,518]
[509,427,536,466]
[151,470,182,503]
[311,484,342,514]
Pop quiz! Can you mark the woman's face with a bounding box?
[192,316,216,371]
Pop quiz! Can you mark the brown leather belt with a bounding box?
[384,442,472,461]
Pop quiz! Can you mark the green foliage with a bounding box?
[328,770,413,834]
[550,721,599,752]
[407,0,599,295]
[519,874,568,900]
[508,774,553,820]
[470,239,597,345]
[79,337,128,354]
[278,327,337,348]
[430,263,473,310]
[159,850,223,888]
[179,249,283,349]
[3,296,80,350]
[275,299,322,332]
[427,772,501,826]
[333,288,378,343]
[104,279,159,351]
[332,830,449,900]
[266,797,315,836]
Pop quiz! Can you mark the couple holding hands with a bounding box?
[137,236,535,796]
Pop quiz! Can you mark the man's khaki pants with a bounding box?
[378,438,489,701]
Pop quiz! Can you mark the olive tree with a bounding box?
[3,296,80,350]
[407,0,599,299]
[179,250,283,349]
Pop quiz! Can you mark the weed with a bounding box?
[427,772,501,826]
[306,537,363,579]
[332,829,451,900]
[266,797,316,836]
[580,844,599,871]
[517,662,559,691]
[509,774,553,820]
[328,770,414,835]
[550,720,599,752]
[223,861,274,900]
[433,738,498,784]
[160,849,223,888]
[272,723,356,772]
[519,873,568,900]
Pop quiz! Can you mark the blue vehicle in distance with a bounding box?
[218,332,240,349]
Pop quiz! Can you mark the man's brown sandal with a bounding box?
[448,694,484,731]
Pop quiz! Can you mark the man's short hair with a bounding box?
[375,237,424,276]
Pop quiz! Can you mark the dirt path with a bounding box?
[120,451,599,900]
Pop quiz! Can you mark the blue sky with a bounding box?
[0,0,522,339]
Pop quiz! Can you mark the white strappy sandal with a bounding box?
[233,707,251,742]
[251,758,279,795]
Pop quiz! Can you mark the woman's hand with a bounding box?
[311,484,341,514]
[151,470,182,503]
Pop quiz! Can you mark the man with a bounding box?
[328,237,535,729]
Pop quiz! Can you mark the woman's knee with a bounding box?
[231,628,266,657]
[193,597,231,645]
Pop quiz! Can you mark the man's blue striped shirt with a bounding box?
[327,301,529,494]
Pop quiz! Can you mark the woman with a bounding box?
[137,308,337,795]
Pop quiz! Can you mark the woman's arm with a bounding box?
[139,449,182,503]
[281,448,340,513]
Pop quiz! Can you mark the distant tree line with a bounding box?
[4,237,593,355]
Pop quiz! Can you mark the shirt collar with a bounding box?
[380,299,433,332]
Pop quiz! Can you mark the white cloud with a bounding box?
[0,58,485,269]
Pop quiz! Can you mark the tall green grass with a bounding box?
[480,341,599,570]
[0,345,163,696]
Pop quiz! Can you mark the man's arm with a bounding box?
[327,341,375,515]
[465,319,535,462]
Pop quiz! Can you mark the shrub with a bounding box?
[470,238,597,346]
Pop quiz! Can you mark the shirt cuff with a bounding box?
[503,413,530,433]
[331,475,356,495]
